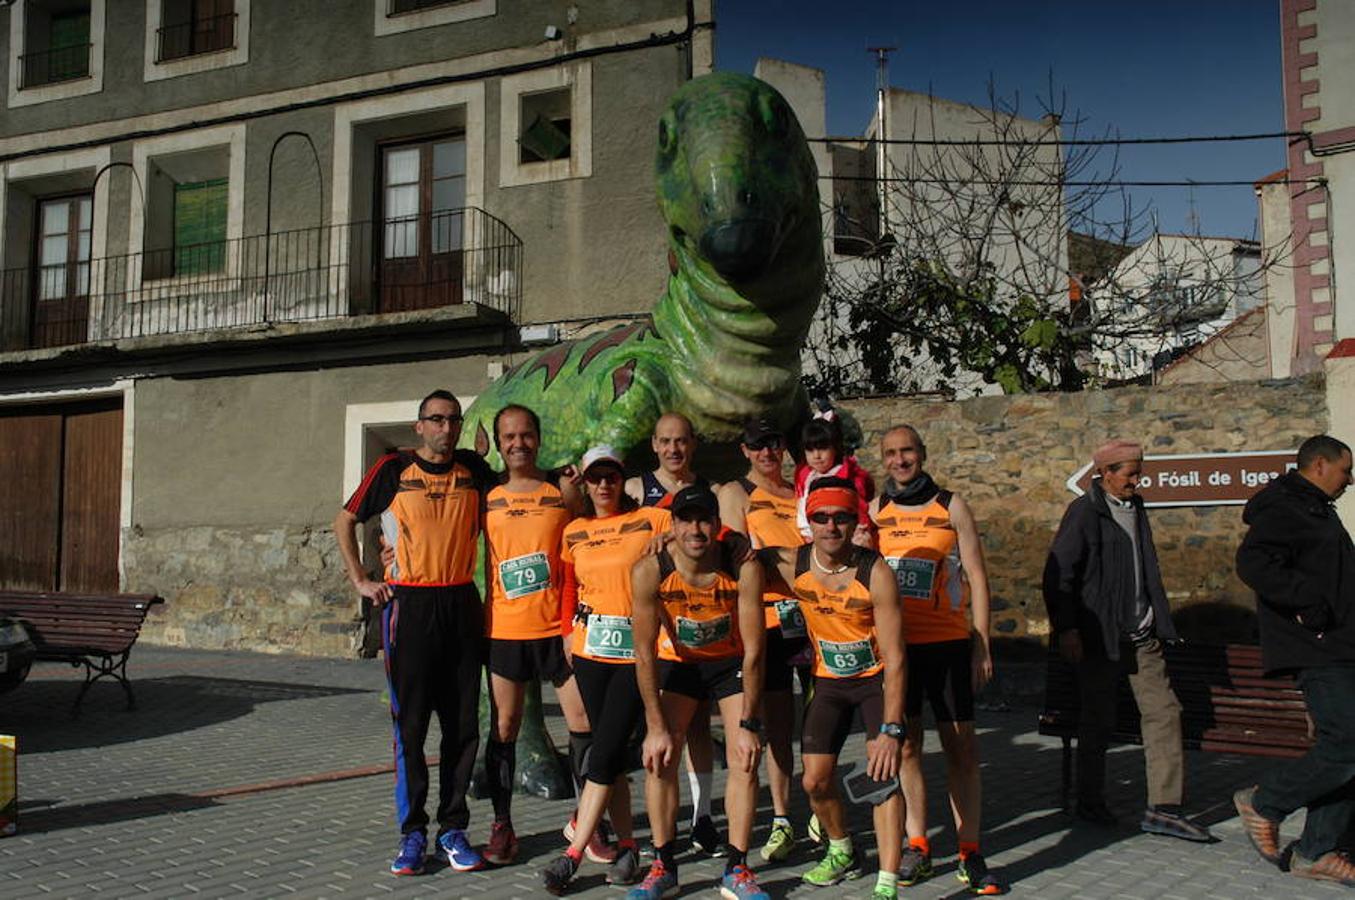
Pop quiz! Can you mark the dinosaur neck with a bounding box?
[653,237,820,437]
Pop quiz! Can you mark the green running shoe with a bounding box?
[801,844,861,886]
[871,883,898,900]
[760,821,794,862]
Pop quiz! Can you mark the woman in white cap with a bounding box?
[542,446,673,895]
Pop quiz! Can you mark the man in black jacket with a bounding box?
[1042,440,1210,841]
[1234,434,1355,886]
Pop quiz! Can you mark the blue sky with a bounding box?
[716,1,1284,242]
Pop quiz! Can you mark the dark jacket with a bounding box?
[1042,478,1177,661]
[1236,471,1355,674]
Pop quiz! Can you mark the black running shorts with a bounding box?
[800,672,885,756]
[488,636,572,687]
[904,638,974,723]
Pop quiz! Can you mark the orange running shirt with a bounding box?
[655,544,744,662]
[873,494,970,644]
[484,481,571,639]
[739,478,808,634]
[345,450,490,587]
[790,545,883,679]
[563,506,672,664]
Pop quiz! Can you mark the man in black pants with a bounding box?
[1235,434,1355,886]
[335,389,494,877]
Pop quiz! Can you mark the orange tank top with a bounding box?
[655,544,744,662]
[740,478,807,634]
[484,481,571,639]
[563,506,672,664]
[873,493,970,644]
[790,545,883,679]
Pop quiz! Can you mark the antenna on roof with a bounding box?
[868,46,897,242]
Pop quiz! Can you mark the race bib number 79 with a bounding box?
[499,552,551,600]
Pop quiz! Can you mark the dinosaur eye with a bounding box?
[657,113,677,157]
[757,92,786,136]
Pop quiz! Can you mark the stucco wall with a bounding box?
[843,376,1327,644]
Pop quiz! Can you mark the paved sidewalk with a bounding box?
[0,646,1342,898]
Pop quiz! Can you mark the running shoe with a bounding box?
[801,844,861,886]
[484,820,519,866]
[898,846,933,886]
[563,815,619,863]
[390,831,426,876]
[1290,849,1355,886]
[437,828,485,872]
[759,820,794,862]
[626,859,679,900]
[690,814,727,857]
[543,853,579,896]
[1140,807,1213,842]
[719,863,770,900]
[872,883,898,900]
[607,844,644,885]
[957,851,1005,895]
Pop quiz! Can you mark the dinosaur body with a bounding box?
[461,72,824,467]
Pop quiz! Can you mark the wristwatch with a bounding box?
[879,722,905,739]
[739,717,763,734]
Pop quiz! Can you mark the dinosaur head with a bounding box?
[656,73,823,293]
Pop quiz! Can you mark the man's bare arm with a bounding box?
[871,557,906,726]
[333,507,391,605]
[718,481,750,536]
[631,555,667,732]
[951,494,994,689]
[736,557,766,723]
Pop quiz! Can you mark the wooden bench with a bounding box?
[0,590,164,713]
[1038,641,1311,806]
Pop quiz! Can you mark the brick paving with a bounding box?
[0,646,1345,898]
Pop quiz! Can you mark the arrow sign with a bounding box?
[1066,450,1298,508]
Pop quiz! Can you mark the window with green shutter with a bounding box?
[173,178,228,276]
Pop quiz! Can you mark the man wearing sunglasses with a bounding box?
[630,484,770,900]
[759,478,907,900]
[335,389,496,877]
[869,425,1002,895]
[718,418,807,862]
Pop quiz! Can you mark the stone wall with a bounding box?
[843,375,1327,645]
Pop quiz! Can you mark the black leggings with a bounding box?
[572,656,643,785]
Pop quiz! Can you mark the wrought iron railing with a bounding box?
[387,0,460,16]
[0,208,523,352]
[156,13,237,62]
[19,43,92,89]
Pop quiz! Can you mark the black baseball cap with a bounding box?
[671,484,720,519]
[741,417,784,447]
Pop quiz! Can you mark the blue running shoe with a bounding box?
[438,828,485,872]
[626,859,679,900]
[720,863,770,900]
[390,831,426,876]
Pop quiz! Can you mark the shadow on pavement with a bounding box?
[0,674,373,754]
[16,792,222,834]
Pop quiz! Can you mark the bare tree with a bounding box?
[807,82,1295,397]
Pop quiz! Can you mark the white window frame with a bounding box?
[142,0,251,83]
[373,0,495,37]
[6,0,106,109]
[498,61,592,188]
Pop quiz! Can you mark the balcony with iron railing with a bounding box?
[156,13,237,62]
[0,207,523,353]
[19,43,92,89]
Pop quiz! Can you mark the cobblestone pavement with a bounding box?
[0,646,1343,898]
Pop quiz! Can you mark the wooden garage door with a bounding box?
[0,398,122,592]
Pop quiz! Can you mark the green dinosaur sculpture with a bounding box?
[461,71,825,467]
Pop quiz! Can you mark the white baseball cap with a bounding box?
[580,445,625,473]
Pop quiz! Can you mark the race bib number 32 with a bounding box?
[584,614,635,660]
[817,638,877,677]
[887,557,936,600]
[499,552,550,600]
[675,614,731,648]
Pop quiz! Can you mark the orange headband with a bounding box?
[806,487,858,517]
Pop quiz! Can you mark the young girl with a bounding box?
[794,410,875,546]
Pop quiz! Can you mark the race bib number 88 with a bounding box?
[887,557,936,600]
[584,614,635,660]
[499,552,551,600]
[817,638,877,677]
[774,599,807,638]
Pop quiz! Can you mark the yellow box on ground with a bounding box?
[0,735,15,836]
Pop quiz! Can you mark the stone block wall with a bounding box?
[843,375,1327,644]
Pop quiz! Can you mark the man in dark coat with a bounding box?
[1234,434,1355,886]
[1042,439,1210,841]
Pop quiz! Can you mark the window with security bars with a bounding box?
[173,178,228,276]
[158,0,236,62]
[20,2,92,89]
[387,0,461,15]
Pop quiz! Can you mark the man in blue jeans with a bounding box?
[1235,434,1355,886]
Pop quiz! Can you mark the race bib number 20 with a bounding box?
[584,614,635,660]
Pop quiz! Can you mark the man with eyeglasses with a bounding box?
[335,389,495,877]
[717,418,808,862]
[759,477,907,900]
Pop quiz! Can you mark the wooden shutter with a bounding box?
[0,413,63,591]
[60,403,123,593]
[174,178,228,275]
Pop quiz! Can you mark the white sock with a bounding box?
[689,771,713,824]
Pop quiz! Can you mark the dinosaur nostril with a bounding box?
[740,190,756,209]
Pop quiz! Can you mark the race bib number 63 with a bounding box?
[817,638,877,677]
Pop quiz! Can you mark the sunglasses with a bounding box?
[418,414,462,426]
[809,512,856,526]
[745,437,783,451]
[585,470,623,485]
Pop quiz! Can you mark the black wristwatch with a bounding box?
[879,722,905,739]
[739,717,763,734]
